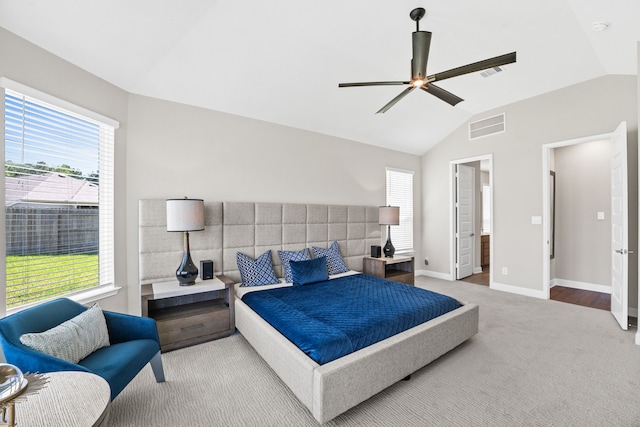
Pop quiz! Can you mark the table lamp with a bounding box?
[379,206,400,257]
[167,198,205,285]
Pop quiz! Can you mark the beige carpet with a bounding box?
[109,277,640,426]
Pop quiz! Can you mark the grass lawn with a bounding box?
[6,254,99,308]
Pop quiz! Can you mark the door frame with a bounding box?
[450,154,493,286]
[541,131,616,300]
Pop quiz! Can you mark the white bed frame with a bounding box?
[138,200,479,423]
[235,297,478,423]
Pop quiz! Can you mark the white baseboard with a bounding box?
[473,267,483,274]
[491,281,547,300]
[550,278,611,294]
[416,269,454,281]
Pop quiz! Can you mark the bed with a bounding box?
[138,200,479,424]
[234,273,478,423]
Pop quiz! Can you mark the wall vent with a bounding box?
[469,113,506,140]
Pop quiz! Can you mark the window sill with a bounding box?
[6,285,122,316]
[70,285,122,306]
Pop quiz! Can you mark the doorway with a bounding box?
[542,123,633,332]
[451,155,493,287]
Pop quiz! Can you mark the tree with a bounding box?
[5,160,90,182]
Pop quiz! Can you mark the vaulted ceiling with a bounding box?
[1,1,637,155]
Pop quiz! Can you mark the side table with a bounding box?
[141,275,235,352]
[363,255,415,285]
[16,371,110,426]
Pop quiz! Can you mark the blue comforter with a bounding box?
[241,274,461,364]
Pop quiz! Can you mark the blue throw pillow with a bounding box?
[290,257,328,286]
[237,250,280,287]
[277,248,311,283]
[312,241,349,275]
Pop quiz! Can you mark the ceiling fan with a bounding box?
[338,8,516,113]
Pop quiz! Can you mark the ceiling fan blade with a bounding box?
[411,31,432,80]
[376,87,415,114]
[430,51,517,82]
[339,81,408,88]
[420,84,464,106]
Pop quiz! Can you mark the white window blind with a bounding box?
[386,167,414,253]
[3,86,115,309]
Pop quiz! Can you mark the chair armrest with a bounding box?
[103,310,160,345]
[0,337,89,374]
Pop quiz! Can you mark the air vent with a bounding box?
[469,113,506,140]
[480,66,503,78]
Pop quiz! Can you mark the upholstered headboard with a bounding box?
[139,200,381,285]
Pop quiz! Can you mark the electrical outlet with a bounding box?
[502,267,508,275]
[424,257,429,265]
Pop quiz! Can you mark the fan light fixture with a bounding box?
[338,8,517,114]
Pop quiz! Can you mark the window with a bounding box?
[385,167,414,253]
[2,79,118,310]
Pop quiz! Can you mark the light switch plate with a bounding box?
[597,211,605,220]
[531,216,542,225]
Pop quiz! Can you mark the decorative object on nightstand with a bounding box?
[167,197,205,285]
[371,245,382,258]
[379,206,400,257]
[200,260,214,280]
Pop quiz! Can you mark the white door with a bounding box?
[611,121,628,330]
[456,164,475,279]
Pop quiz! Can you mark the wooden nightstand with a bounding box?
[141,275,235,352]
[363,255,415,286]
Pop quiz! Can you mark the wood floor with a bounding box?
[460,268,610,311]
[460,269,490,286]
[549,285,610,311]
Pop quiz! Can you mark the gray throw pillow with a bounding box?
[20,303,110,364]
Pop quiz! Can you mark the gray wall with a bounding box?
[125,95,422,313]
[422,74,638,301]
[553,140,611,288]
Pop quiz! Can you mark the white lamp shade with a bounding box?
[166,198,205,231]
[379,206,400,226]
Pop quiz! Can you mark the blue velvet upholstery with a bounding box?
[0,298,164,401]
[290,257,328,286]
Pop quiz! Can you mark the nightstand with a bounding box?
[363,255,415,286]
[141,275,235,352]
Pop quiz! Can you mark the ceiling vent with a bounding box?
[480,66,503,78]
[469,113,506,140]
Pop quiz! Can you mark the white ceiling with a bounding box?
[1,0,637,155]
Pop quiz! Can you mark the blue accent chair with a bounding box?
[0,298,165,401]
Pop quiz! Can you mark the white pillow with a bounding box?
[20,303,110,364]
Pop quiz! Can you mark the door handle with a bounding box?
[470,233,475,237]
[614,249,631,254]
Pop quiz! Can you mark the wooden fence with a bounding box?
[5,207,98,255]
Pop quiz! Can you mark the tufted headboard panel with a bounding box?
[139,200,381,285]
